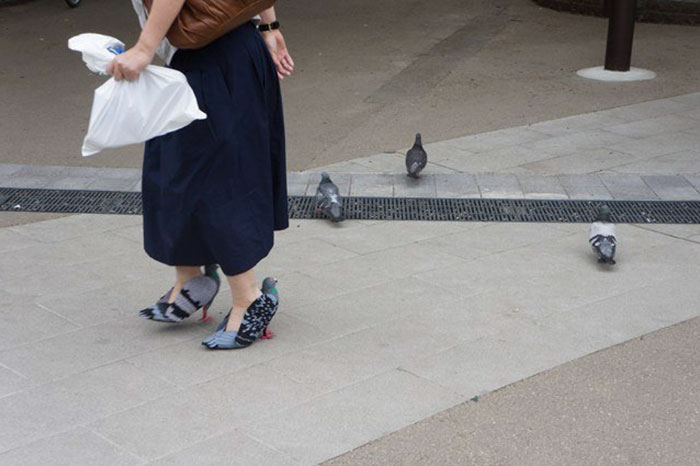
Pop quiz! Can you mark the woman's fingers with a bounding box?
[280,54,294,74]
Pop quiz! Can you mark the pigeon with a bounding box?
[405,133,428,178]
[589,205,617,265]
[315,172,345,222]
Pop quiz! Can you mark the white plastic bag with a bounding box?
[68,33,206,157]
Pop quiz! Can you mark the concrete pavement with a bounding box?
[326,315,700,466]
[2,92,700,200]
[2,0,700,170]
[0,208,699,464]
[1,94,700,463]
[2,0,700,463]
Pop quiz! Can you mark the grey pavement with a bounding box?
[326,315,700,466]
[3,0,700,171]
[0,212,699,464]
[1,93,700,464]
[3,92,700,201]
[2,1,700,463]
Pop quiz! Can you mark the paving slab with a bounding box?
[0,164,24,176]
[605,98,692,121]
[0,364,30,399]
[610,150,700,175]
[558,174,613,200]
[433,173,481,198]
[316,219,469,255]
[148,429,294,466]
[519,148,643,175]
[517,174,568,199]
[611,131,699,159]
[475,173,523,198]
[642,175,700,200]
[599,173,658,200]
[684,174,700,192]
[0,428,144,466]
[603,114,699,138]
[0,175,50,189]
[90,366,320,462]
[445,127,547,153]
[242,370,465,465]
[0,362,178,453]
[348,174,394,197]
[391,174,437,198]
[0,209,699,464]
[286,171,312,196]
[326,316,700,466]
[527,112,628,136]
[524,130,633,158]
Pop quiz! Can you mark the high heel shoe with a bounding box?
[202,277,279,350]
[139,264,221,323]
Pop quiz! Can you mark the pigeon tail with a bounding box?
[407,162,422,178]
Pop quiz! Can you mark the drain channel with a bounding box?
[1,188,700,224]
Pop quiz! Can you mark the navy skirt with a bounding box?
[142,22,288,276]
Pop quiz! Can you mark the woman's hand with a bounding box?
[106,44,155,82]
[262,30,294,80]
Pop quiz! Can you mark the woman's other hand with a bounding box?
[262,30,294,80]
[106,45,154,82]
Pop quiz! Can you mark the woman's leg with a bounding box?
[224,267,262,332]
[168,266,203,303]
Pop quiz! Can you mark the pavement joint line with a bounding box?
[0,361,29,380]
[34,301,83,328]
[630,224,700,246]
[85,428,149,464]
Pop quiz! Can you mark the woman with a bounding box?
[107,1,294,349]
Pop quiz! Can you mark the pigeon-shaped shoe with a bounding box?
[589,205,617,265]
[405,133,428,178]
[315,172,345,222]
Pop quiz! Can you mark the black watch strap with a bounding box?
[258,21,280,32]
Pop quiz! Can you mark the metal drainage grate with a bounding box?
[2,187,700,224]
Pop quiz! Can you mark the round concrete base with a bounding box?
[576,66,656,82]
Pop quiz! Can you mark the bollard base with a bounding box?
[576,66,656,82]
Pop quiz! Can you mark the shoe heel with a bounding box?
[260,325,275,339]
[200,305,212,323]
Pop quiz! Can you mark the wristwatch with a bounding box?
[258,21,280,32]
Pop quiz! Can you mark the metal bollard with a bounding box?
[604,0,637,72]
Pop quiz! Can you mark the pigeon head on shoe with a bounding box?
[262,277,278,296]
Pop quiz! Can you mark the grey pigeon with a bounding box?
[315,172,345,222]
[589,205,617,265]
[405,133,427,178]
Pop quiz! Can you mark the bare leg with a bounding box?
[168,266,202,303]
[224,267,262,332]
